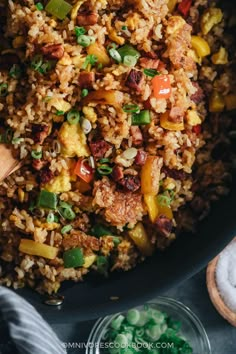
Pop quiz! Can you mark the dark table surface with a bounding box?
[52,270,236,354]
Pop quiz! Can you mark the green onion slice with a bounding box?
[66,109,80,124]
[36,2,44,10]
[82,54,98,69]
[61,224,73,235]
[0,83,8,97]
[77,35,95,47]
[144,68,160,77]
[31,55,43,71]
[31,150,42,159]
[74,26,86,37]
[97,165,113,175]
[108,48,122,63]
[46,212,55,223]
[56,110,64,116]
[99,158,110,164]
[90,224,112,237]
[131,110,150,125]
[157,194,172,207]
[81,88,89,98]
[96,255,109,276]
[122,104,140,113]
[59,207,76,220]
[123,55,137,67]
[121,25,128,31]
[45,0,72,20]
[59,201,72,209]
[9,64,22,79]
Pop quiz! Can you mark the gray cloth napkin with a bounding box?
[0,286,66,354]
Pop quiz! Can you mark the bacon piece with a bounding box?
[112,165,124,181]
[162,166,187,181]
[89,140,112,158]
[32,124,49,144]
[41,43,64,60]
[192,124,201,135]
[118,175,141,192]
[135,150,147,165]
[78,71,95,89]
[125,69,143,91]
[32,159,47,171]
[130,126,143,146]
[140,57,160,69]
[77,12,98,26]
[190,82,204,104]
[155,215,173,238]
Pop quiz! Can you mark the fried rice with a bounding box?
[0,0,235,294]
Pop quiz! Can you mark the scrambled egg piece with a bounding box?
[44,172,71,194]
[211,47,228,65]
[82,106,97,123]
[201,8,223,35]
[50,98,71,112]
[166,16,186,35]
[186,110,201,126]
[58,122,90,157]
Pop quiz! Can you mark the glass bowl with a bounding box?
[86,296,211,354]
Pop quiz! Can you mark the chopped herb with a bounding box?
[132,110,151,125]
[143,68,160,77]
[74,26,86,38]
[122,104,140,113]
[35,2,44,10]
[82,54,98,69]
[61,225,73,235]
[56,110,65,116]
[0,83,8,97]
[66,109,80,124]
[31,150,42,159]
[97,165,113,175]
[121,25,128,31]
[45,0,72,20]
[9,64,22,79]
[77,35,95,47]
[81,88,89,98]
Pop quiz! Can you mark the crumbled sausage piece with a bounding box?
[41,43,64,60]
[135,150,147,165]
[169,106,185,123]
[38,167,54,185]
[77,12,98,26]
[112,165,124,181]
[118,175,141,192]
[62,230,100,251]
[162,166,187,181]
[125,69,144,91]
[190,82,204,104]
[155,215,173,238]
[140,57,160,69]
[89,140,112,158]
[32,124,49,144]
[79,71,95,89]
[130,126,143,146]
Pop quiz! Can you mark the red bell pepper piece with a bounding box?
[192,124,201,135]
[74,159,94,183]
[152,75,171,99]
[178,0,192,17]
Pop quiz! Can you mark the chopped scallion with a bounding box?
[36,2,44,11]
[123,55,137,67]
[45,0,72,20]
[108,48,122,63]
[66,109,80,125]
[99,158,110,164]
[143,68,160,77]
[31,150,42,159]
[81,88,89,98]
[0,83,8,97]
[82,54,98,69]
[56,110,64,116]
[97,165,113,175]
[61,224,73,235]
[9,64,22,79]
[90,224,112,237]
[31,55,43,71]
[132,110,150,125]
[59,207,76,220]
[122,104,140,113]
[77,35,95,47]
[74,26,86,38]
[59,201,72,209]
[46,212,55,223]
[121,25,128,31]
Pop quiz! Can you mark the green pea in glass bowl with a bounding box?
[86,297,211,354]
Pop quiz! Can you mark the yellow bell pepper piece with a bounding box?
[200,8,223,35]
[144,194,159,223]
[141,156,162,196]
[128,222,154,256]
[211,47,228,65]
[191,36,211,58]
[185,110,201,126]
[160,111,184,131]
[157,200,173,220]
[83,254,97,268]
[87,43,110,66]
[168,0,178,12]
[209,91,225,113]
[19,239,58,259]
[224,94,236,111]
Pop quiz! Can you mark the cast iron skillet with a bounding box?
[16,175,236,323]
[16,2,236,323]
